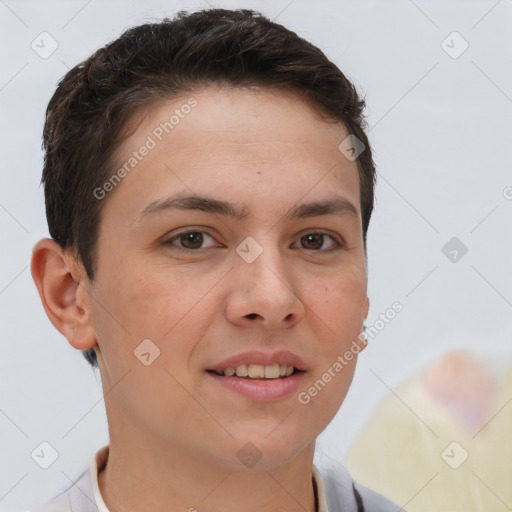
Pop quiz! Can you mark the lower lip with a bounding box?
[206,371,306,402]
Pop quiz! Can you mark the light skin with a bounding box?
[32,85,370,512]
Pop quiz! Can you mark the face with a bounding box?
[87,86,369,469]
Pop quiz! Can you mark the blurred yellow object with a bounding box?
[345,350,512,511]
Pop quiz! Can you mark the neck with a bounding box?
[98,427,317,512]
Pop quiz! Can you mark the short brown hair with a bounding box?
[41,8,376,368]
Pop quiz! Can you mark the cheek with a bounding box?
[307,265,367,329]
[97,260,205,335]
[92,261,224,376]
[300,266,366,417]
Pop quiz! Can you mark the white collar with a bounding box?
[90,445,110,512]
[91,445,329,512]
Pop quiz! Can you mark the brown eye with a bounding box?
[296,232,341,251]
[179,232,204,249]
[164,230,218,251]
[301,233,324,250]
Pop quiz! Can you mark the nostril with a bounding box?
[246,313,259,319]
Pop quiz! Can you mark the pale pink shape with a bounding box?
[424,350,496,431]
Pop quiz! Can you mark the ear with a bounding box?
[31,238,97,351]
[363,295,370,322]
[357,295,370,352]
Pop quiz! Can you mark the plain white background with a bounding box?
[0,0,510,510]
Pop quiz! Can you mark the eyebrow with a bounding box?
[139,193,358,222]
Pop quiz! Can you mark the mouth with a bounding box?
[205,351,307,401]
[205,365,306,402]
[206,364,304,380]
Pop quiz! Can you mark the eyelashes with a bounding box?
[163,229,345,253]
[165,231,217,251]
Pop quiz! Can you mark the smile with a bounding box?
[210,364,298,379]
[206,365,306,402]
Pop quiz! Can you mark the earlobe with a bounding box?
[31,238,97,351]
[363,296,370,321]
[356,296,370,352]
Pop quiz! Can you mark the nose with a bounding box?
[225,242,305,329]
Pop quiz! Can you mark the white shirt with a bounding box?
[29,445,400,512]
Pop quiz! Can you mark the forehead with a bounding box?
[104,86,360,222]
[121,86,348,149]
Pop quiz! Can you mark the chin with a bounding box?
[213,429,314,472]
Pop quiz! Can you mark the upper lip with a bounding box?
[207,350,307,372]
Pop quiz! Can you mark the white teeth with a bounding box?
[235,365,248,377]
[248,365,265,378]
[221,364,295,378]
[265,364,281,379]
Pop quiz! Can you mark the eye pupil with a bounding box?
[181,232,203,249]
[169,231,336,252]
[302,234,323,250]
